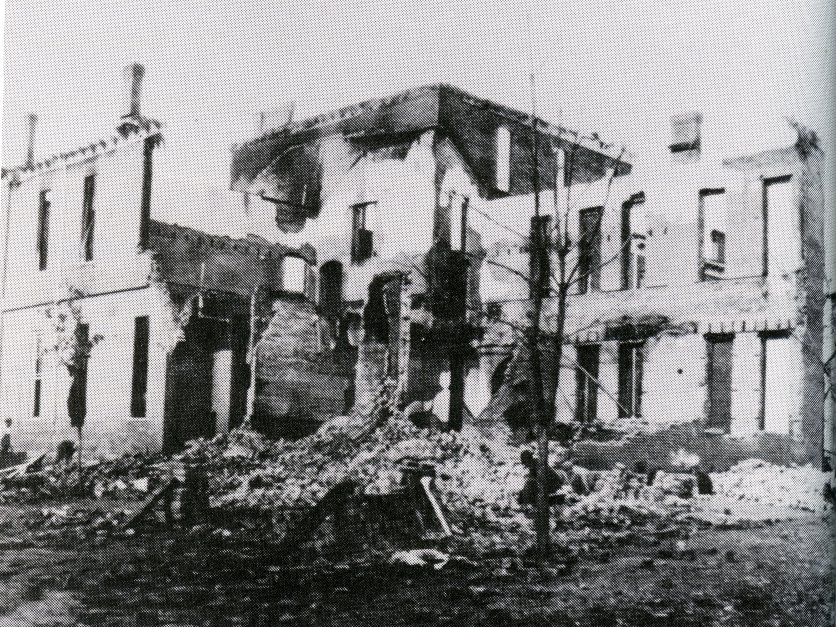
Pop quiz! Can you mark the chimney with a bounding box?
[24,113,37,168]
[253,103,295,137]
[122,63,145,119]
[669,112,702,162]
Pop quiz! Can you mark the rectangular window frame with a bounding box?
[37,190,51,271]
[618,342,644,419]
[138,136,155,250]
[495,126,511,193]
[351,201,375,263]
[574,344,600,423]
[33,336,43,418]
[698,188,726,281]
[81,174,96,262]
[758,328,792,431]
[130,316,150,418]
[762,174,793,278]
[578,207,603,294]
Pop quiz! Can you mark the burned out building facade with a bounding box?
[480,114,828,468]
[0,74,828,469]
[0,65,315,457]
[229,84,626,436]
[233,88,827,468]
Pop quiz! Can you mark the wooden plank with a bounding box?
[121,477,176,530]
[273,480,357,557]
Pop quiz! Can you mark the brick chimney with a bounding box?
[24,113,37,168]
[117,64,145,135]
[669,112,702,163]
[254,103,295,137]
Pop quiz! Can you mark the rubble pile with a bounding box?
[558,466,692,529]
[213,413,434,515]
[0,453,164,503]
[710,458,830,514]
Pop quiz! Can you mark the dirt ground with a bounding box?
[0,498,832,627]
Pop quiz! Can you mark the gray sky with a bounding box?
[1,0,833,238]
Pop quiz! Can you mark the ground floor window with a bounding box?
[131,316,150,418]
[618,342,644,418]
[575,344,600,423]
[706,334,733,432]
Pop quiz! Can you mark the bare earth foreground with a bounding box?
[0,499,831,627]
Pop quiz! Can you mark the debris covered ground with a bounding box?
[0,405,832,625]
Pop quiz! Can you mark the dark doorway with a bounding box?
[575,344,600,423]
[706,335,733,432]
[319,260,343,323]
[163,318,223,451]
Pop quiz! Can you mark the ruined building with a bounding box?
[1,75,828,468]
[229,84,626,437]
[233,90,827,468]
[480,113,828,468]
[0,65,313,456]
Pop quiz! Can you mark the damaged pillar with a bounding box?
[211,349,233,436]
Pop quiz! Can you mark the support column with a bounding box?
[211,349,233,436]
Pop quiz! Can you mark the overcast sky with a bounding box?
[1,0,833,238]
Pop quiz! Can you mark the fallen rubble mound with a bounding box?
[709,458,830,514]
[0,453,165,503]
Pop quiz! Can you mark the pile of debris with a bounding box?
[709,458,830,514]
[558,466,693,529]
[0,453,164,503]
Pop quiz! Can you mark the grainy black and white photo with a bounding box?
[0,1,834,625]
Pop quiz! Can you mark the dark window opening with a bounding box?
[706,334,733,432]
[620,201,632,289]
[618,342,644,418]
[37,190,51,270]
[574,344,600,423]
[578,207,602,294]
[319,260,343,322]
[138,136,155,250]
[698,189,726,280]
[351,202,375,263]
[491,355,511,395]
[131,316,150,418]
[33,338,42,417]
[635,253,647,288]
[486,302,502,320]
[81,174,96,261]
[68,324,90,429]
[710,229,725,264]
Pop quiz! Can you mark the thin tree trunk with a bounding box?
[76,425,83,487]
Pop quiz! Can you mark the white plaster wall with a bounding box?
[0,286,171,458]
[2,137,154,310]
[642,334,706,426]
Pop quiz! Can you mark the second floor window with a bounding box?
[578,207,603,294]
[699,188,726,280]
[37,190,51,271]
[351,201,375,263]
[81,174,96,261]
[763,175,795,277]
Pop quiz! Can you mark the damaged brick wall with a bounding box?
[253,297,352,439]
